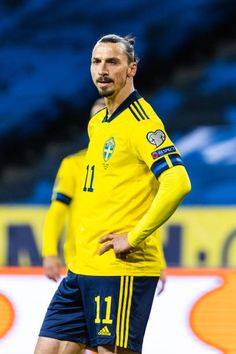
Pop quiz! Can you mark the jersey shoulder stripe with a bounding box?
[129,105,141,121]
[135,99,150,120]
[129,100,150,122]
[131,102,146,120]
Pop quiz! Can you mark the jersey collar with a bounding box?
[102,90,142,123]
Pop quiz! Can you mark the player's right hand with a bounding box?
[43,256,61,282]
[98,233,134,259]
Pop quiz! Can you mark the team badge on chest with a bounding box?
[103,137,116,162]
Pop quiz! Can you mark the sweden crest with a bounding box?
[103,137,115,162]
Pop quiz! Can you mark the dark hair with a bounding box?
[97,34,139,64]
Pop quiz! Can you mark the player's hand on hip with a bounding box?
[98,233,134,259]
[43,256,61,282]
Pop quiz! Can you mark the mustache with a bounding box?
[97,77,113,83]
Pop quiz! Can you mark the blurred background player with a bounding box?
[42,98,105,282]
[42,98,167,291]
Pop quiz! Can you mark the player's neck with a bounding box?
[105,84,135,116]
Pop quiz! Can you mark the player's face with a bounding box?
[91,42,136,98]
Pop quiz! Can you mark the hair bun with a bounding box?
[124,35,135,46]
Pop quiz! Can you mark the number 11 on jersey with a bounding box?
[83,165,95,192]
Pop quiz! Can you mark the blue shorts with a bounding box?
[39,271,159,353]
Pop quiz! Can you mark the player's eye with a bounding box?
[108,58,119,64]
[92,58,100,64]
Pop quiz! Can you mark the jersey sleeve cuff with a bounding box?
[127,231,139,248]
[52,192,72,205]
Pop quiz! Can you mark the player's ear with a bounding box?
[127,62,137,77]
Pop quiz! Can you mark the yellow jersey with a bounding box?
[69,91,179,276]
[45,147,166,270]
[51,149,87,264]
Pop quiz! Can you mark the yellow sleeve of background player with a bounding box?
[42,201,68,256]
[51,157,76,204]
[42,157,76,256]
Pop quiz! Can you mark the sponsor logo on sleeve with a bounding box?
[151,145,176,159]
[146,130,166,147]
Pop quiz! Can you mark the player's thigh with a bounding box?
[79,275,121,349]
[97,345,138,354]
[39,271,88,345]
[34,336,85,354]
[80,275,158,353]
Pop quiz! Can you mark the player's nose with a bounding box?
[98,61,109,75]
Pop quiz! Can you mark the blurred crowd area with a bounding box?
[0,0,235,205]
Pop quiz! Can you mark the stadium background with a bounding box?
[0,0,235,353]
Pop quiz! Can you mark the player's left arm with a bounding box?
[127,165,191,247]
[127,114,191,247]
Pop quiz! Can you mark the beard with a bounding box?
[97,87,115,97]
[95,76,115,97]
[97,86,115,98]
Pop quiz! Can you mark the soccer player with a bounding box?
[34,34,191,354]
[42,98,105,282]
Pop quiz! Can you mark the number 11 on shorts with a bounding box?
[94,296,113,324]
